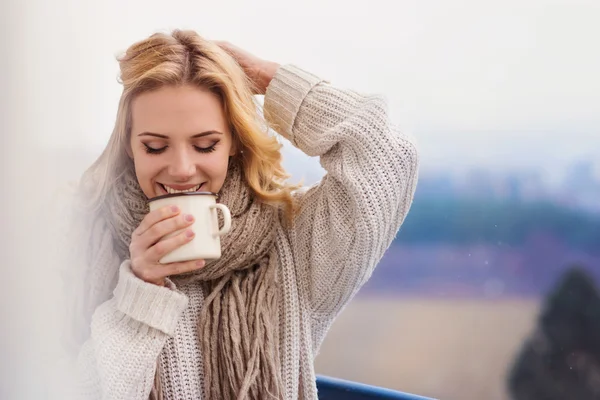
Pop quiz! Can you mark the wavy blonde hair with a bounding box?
[80,29,297,217]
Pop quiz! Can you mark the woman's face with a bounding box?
[129,85,236,199]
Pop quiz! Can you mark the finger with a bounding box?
[213,40,234,49]
[213,40,234,55]
[138,212,195,250]
[161,259,206,277]
[213,41,253,62]
[147,228,195,262]
[134,205,181,237]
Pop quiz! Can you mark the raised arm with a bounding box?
[264,65,419,324]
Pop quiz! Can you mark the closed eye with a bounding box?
[144,143,167,154]
[194,144,217,153]
[142,143,217,155]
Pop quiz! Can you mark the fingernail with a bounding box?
[171,205,180,212]
[185,214,194,222]
[196,260,205,267]
[185,229,194,238]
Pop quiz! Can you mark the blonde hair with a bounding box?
[80,29,297,217]
[66,31,295,396]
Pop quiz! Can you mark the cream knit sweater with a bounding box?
[72,64,419,399]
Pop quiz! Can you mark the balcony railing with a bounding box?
[316,375,436,400]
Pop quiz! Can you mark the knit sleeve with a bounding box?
[70,261,189,399]
[264,65,419,322]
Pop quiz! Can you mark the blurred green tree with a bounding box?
[508,266,600,399]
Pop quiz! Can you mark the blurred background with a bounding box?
[2,0,599,399]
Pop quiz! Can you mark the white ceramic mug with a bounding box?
[148,192,231,264]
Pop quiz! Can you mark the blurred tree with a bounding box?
[395,198,600,253]
[508,266,600,400]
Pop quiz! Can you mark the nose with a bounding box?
[168,148,196,182]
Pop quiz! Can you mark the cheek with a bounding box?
[203,152,230,177]
[201,150,232,189]
[132,153,161,189]
[132,154,149,177]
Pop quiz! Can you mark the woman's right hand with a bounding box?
[129,205,205,286]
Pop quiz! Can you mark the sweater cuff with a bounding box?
[264,64,326,143]
[113,260,189,336]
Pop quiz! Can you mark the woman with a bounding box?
[66,29,419,400]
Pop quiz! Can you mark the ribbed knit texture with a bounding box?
[68,64,419,399]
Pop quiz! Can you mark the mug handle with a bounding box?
[210,203,232,236]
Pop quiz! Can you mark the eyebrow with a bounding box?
[138,130,223,139]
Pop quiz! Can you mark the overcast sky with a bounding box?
[8,0,600,178]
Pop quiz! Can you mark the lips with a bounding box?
[158,182,206,195]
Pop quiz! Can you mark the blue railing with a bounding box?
[316,375,436,400]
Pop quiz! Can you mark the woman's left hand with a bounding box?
[214,41,280,95]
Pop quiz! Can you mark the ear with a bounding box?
[229,138,241,157]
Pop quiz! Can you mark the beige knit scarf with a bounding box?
[105,159,284,400]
